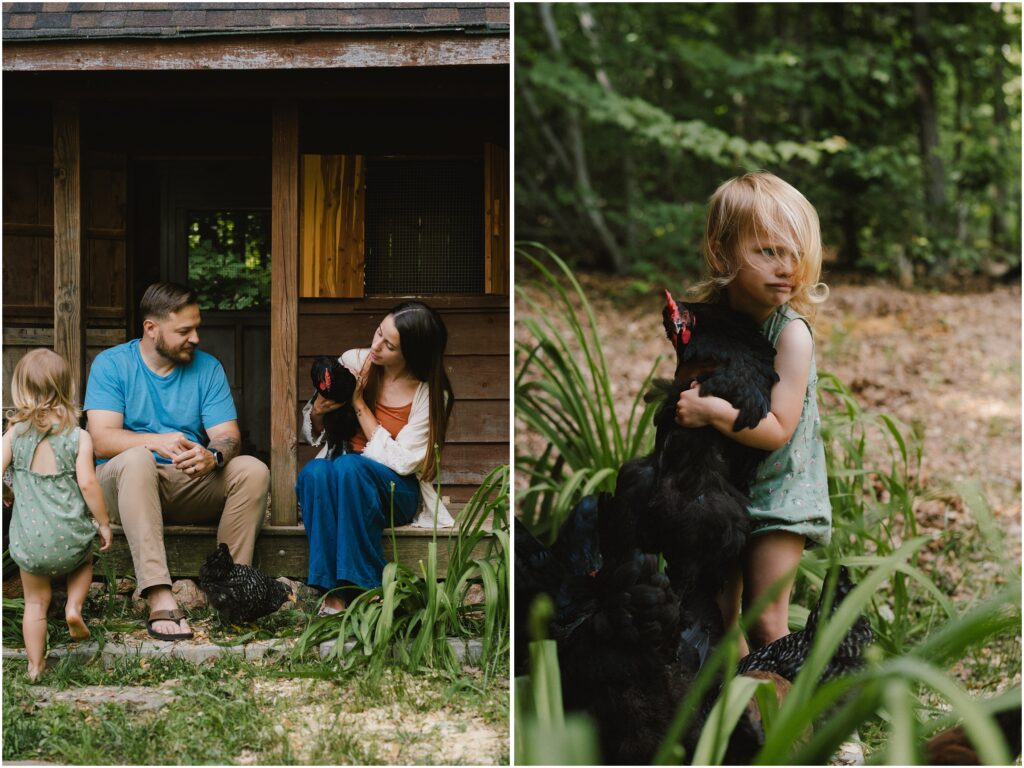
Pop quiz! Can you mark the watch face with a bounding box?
[212,449,224,466]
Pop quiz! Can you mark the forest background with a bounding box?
[514,2,1021,284]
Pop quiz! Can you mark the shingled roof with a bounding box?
[2,2,509,41]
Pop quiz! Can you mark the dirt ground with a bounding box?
[515,274,1022,559]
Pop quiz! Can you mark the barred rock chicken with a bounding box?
[310,355,359,459]
[199,544,294,625]
[737,565,873,683]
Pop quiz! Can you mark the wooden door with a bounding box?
[156,159,272,464]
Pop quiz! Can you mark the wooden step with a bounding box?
[101,504,496,580]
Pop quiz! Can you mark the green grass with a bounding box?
[516,243,661,542]
[3,652,510,765]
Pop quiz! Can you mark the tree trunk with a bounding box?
[538,3,628,273]
[911,4,950,272]
[576,3,636,258]
[990,46,1010,253]
[953,59,968,245]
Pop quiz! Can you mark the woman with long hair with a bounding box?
[297,301,454,613]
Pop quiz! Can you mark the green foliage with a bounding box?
[515,243,660,541]
[292,464,510,682]
[516,3,1022,278]
[187,211,271,310]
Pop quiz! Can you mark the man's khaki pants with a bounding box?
[96,446,270,594]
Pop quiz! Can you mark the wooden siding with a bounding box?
[2,327,127,411]
[300,155,365,299]
[3,34,509,72]
[2,145,54,317]
[297,298,509,503]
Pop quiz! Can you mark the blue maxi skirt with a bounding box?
[297,453,419,590]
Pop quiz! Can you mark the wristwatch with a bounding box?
[209,448,225,469]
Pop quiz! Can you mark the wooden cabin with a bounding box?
[2,2,510,577]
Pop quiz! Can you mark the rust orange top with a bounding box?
[351,400,413,454]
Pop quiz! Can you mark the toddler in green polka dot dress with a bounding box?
[2,348,112,681]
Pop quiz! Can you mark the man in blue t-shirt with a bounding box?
[85,282,269,641]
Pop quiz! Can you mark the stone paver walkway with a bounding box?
[2,636,482,666]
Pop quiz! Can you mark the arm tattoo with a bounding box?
[208,436,240,463]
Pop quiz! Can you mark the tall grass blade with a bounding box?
[693,675,773,765]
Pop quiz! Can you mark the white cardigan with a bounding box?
[300,348,455,529]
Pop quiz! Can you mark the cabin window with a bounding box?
[364,157,484,295]
[186,210,271,310]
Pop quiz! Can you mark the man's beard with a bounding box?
[155,332,195,365]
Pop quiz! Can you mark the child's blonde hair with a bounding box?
[691,171,828,321]
[7,348,80,434]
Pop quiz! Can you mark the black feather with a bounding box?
[199,544,292,625]
[310,356,359,458]
[737,566,873,682]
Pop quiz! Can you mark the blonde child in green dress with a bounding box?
[2,348,112,681]
[673,172,831,655]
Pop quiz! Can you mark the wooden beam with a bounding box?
[100,522,488,579]
[3,34,509,72]
[52,101,85,396]
[271,102,299,526]
[2,327,126,347]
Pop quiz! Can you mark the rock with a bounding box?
[463,583,486,606]
[34,684,178,713]
[86,578,139,601]
[277,577,316,601]
[130,588,147,615]
[3,577,23,599]
[172,579,207,610]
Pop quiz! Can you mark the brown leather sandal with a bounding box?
[146,609,194,642]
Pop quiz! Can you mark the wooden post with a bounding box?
[271,102,299,525]
[484,143,509,295]
[52,101,85,397]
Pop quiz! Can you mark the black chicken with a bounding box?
[642,291,778,586]
[199,543,295,625]
[737,565,873,683]
[515,508,696,764]
[310,355,359,459]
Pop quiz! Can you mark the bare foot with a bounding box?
[146,586,191,638]
[66,610,91,641]
[27,660,46,682]
[323,594,346,612]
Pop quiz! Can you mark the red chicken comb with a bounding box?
[664,289,682,345]
[663,289,692,346]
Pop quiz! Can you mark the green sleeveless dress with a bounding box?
[748,306,832,547]
[8,424,96,576]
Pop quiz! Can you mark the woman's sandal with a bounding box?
[316,603,343,618]
[146,609,194,642]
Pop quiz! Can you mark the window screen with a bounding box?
[364,157,484,294]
